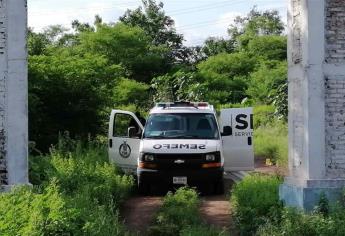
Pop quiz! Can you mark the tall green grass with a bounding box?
[1,139,134,236]
[254,121,288,167]
[231,174,283,235]
[258,206,345,236]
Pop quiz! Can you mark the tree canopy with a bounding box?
[28,3,287,150]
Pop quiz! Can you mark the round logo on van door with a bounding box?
[119,141,131,158]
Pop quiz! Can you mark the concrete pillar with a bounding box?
[280,0,345,211]
[0,0,28,191]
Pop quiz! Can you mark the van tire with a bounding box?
[214,180,224,195]
[138,181,149,195]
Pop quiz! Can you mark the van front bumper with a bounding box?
[137,167,223,187]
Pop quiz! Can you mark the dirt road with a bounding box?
[121,161,281,234]
[121,180,236,235]
[200,179,237,234]
[121,196,163,234]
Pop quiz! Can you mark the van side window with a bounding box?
[113,113,140,137]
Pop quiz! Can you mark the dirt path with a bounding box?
[200,179,238,234]
[122,161,281,234]
[121,196,163,234]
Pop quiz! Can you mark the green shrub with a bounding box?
[180,225,226,236]
[231,174,283,235]
[254,121,288,167]
[253,105,275,128]
[0,182,77,236]
[149,187,200,236]
[258,207,345,236]
[149,187,224,236]
[7,140,134,236]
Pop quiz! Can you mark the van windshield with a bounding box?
[143,113,219,140]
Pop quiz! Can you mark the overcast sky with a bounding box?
[28,0,287,46]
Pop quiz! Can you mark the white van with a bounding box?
[108,102,253,194]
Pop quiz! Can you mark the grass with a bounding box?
[1,137,134,236]
[230,174,283,235]
[148,187,226,236]
[254,121,288,167]
[258,204,345,236]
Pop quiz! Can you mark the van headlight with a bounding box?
[143,154,155,162]
[205,154,216,161]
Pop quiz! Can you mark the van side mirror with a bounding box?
[221,126,232,136]
[128,126,141,139]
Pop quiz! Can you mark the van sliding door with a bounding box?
[220,108,254,171]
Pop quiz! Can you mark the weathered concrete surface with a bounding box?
[281,0,345,210]
[0,0,28,190]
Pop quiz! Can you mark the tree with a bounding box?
[202,37,235,57]
[78,22,168,83]
[151,69,204,102]
[120,0,183,48]
[197,52,257,105]
[28,28,50,56]
[114,78,151,109]
[247,35,287,61]
[29,52,124,150]
[246,61,287,104]
[228,7,284,39]
[119,0,186,66]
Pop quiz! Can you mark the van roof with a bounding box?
[150,102,215,114]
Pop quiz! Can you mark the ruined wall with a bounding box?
[0,0,8,186]
[325,0,345,64]
[325,78,345,178]
[325,0,345,178]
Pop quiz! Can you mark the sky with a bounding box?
[28,0,287,46]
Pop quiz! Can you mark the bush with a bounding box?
[180,225,227,236]
[149,187,200,236]
[254,121,288,167]
[3,140,134,236]
[258,207,345,236]
[149,187,224,236]
[253,105,275,128]
[231,174,283,235]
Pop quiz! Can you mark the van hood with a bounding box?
[140,139,220,154]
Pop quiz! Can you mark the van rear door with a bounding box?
[108,110,143,173]
[220,108,254,171]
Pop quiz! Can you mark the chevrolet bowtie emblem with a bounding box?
[174,159,185,164]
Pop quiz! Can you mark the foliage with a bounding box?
[272,81,288,121]
[247,36,287,61]
[254,121,288,166]
[120,0,183,47]
[13,139,134,236]
[180,225,226,236]
[258,206,345,236]
[27,4,289,161]
[247,61,287,105]
[202,37,235,57]
[253,105,276,128]
[231,174,283,235]
[197,52,257,105]
[29,52,124,150]
[151,69,204,102]
[228,6,285,41]
[79,22,167,83]
[114,78,151,109]
[149,187,224,236]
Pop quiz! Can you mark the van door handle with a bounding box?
[247,137,252,146]
[109,139,113,148]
